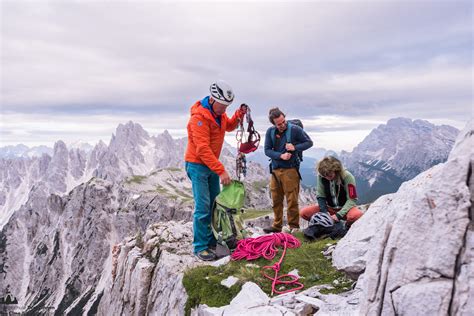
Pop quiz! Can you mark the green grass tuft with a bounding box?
[155,185,168,194]
[175,189,193,199]
[165,167,182,172]
[182,235,352,315]
[125,175,147,184]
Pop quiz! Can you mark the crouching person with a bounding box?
[300,156,363,228]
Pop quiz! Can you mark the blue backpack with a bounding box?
[270,119,304,164]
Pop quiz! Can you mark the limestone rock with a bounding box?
[333,120,473,315]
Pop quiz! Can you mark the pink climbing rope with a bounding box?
[231,232,304,295]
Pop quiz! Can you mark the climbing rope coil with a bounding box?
[231,233,304,295]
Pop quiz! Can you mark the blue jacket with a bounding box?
[264,124,313,170]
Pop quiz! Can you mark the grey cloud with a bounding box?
[1,1,472,135]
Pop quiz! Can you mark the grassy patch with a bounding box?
[154,185,193,202]
[183,266,243,315]
[241,208,272,221]
[155,185,168,194]
[166,181,177,189]
[125,175,147,184]
[175,189,193,199]
[182,234,352,315]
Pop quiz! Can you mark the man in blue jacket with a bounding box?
[263,107,313,234]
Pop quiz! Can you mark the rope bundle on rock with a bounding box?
[231,232,304,295]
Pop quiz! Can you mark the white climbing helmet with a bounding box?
[309,212,334,227]
[210,80,234,106]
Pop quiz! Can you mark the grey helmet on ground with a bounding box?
[210,80,234,106]
[309,212,334,227]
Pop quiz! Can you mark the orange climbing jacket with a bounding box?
[185,97,243,175]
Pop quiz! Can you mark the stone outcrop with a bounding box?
[98,221,199,316]
[193,282,362,316]
[333,120,473,315]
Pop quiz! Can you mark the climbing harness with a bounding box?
[231,233,304,296]
[236,104,260,180]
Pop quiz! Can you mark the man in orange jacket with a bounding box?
[185,80,246,261]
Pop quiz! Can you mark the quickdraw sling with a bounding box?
[236,104,260,180]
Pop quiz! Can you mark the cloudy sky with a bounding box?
[1,0,472,152]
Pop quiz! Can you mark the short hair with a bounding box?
[317,156,344,178]
[268,107,285,125]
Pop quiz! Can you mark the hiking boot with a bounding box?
[195,249,217,261]
[263,226,281,234]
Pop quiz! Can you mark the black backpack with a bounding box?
[303,221,347,241]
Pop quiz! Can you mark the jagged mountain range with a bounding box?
[0,144,54,159]
[1,118,460,222]
[0,121,286,229]
[0,141,94,159]
[0,123,180,228]
[0,121,316,314]
[340,117,459,203]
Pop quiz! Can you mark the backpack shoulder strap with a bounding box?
[270,126,277,149]
[285,121,292,143]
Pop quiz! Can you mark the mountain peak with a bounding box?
[340,117,460,203]
[111,122,150,149]
[116,121,146,133]
[386,117,413,127]
[53,140,68,154]
[68,140,94,153]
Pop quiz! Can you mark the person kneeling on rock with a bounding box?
[300,156,363,229]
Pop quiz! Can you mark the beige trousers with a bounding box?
[270,168,300,229]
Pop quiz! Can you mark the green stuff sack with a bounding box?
[211,180,248,257]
